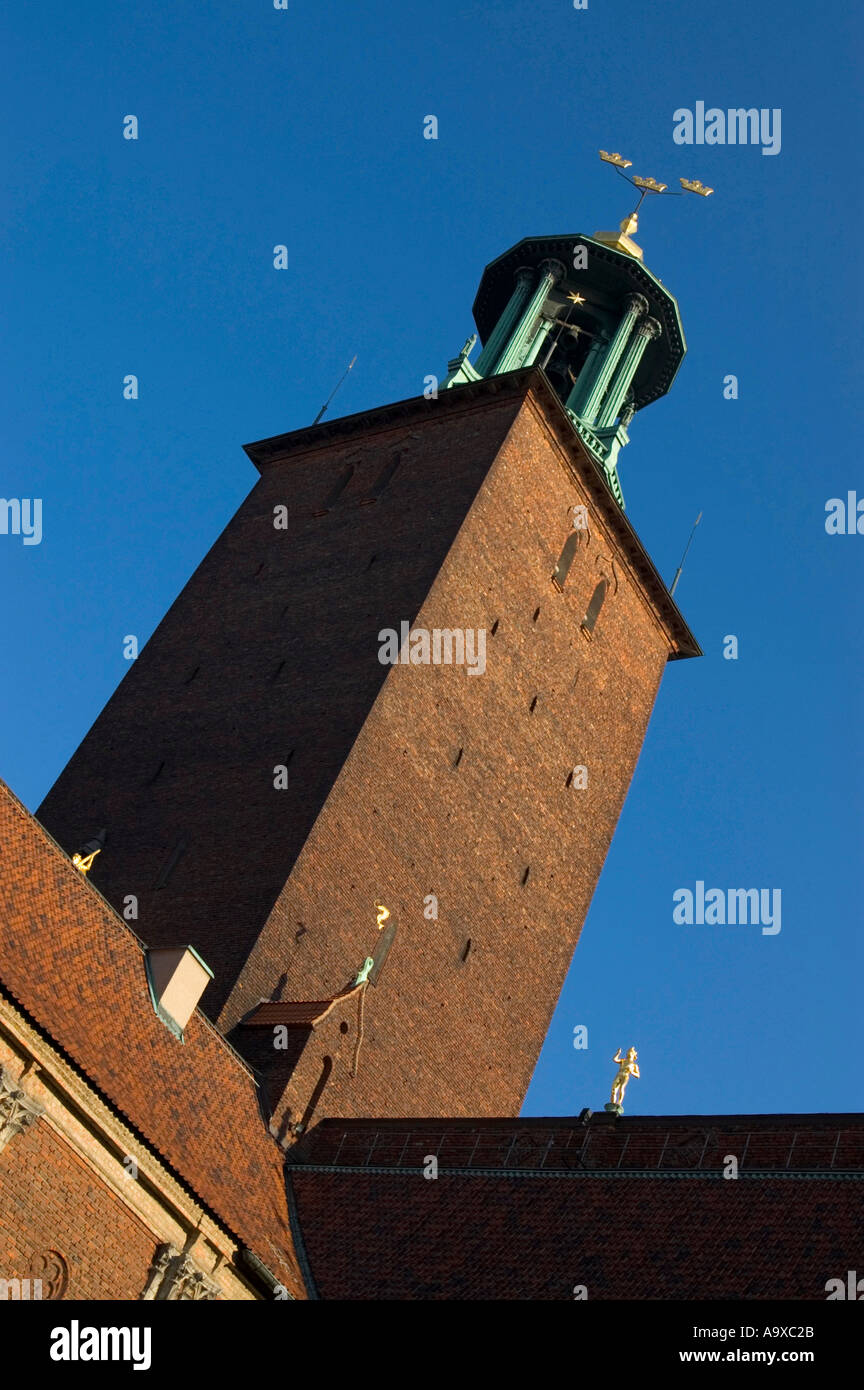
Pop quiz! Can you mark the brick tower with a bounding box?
[38,223,699,1130]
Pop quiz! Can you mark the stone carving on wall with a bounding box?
[0,1065,44,1152]
[141,1244,219,1301]
[28,1250,68,1300]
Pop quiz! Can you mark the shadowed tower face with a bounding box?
[38,233,698,1122]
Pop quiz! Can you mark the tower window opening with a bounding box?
[581,580,608,637]
[553,531,583,589]
[321,462,355,510]
[365,453,401,502]
[154,839,187,890]
[543,324,595,407]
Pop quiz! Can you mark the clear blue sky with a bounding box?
[1,1,861,1116]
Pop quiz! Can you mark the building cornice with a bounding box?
[244,370,701,660]
[0,984,269,1299]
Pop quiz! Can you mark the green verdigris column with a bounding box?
[493,259,565,374]
[522,313,557,367]
[579,293,648,425]
[474,267,535,375]
[566,333,607,416]
[595,317,662,428]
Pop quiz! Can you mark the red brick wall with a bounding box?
[224,387,674,1118]
[37,389,524,1020]
[0,1121,154,1300]
[37,377,682,1120]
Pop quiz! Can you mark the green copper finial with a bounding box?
[354,957,374,986]
[443,235,686,509]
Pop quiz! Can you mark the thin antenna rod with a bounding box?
[540,313,573,370]
[313,355,357,425]
[670,511,702,596]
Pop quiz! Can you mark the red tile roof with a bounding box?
[242,991,361,1029]
[0,780,304,1298]
[287,1116,864,1300]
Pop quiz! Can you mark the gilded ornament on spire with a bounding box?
[594,149,715,260]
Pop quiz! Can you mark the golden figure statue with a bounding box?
[610,1046,640,1106]
[375,903,390,930]
[71,848,100,875]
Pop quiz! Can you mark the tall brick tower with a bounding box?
[38,219,699,1131]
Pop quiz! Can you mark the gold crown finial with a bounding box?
[594,150,714,259]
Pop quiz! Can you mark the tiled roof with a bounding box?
[287,1116,864,1300]
[294,1114,864,1173]
[242,991,360,1029]
[0,780,304,1298]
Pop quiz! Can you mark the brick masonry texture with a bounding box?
[36,374,695,1127]
[222,383,687,1121]
[7,360,857,1304]
[0,1118,154,1300]
[0,781,304,1297]
[287,1116,864,1300]
[38,388,526,1020]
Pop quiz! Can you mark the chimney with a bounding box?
[145,946,213,1039]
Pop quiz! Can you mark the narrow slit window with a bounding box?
[321,462,355,510]
[552,531,582,589]
[154,839,187,890]
[581,580,608,636]
[364,453,401,503]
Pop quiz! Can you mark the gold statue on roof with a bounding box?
[610,1046,640,1107]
